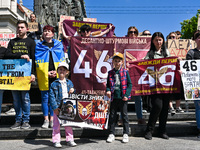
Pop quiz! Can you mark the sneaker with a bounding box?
[122,134,129,143]
[5,108,16,115]
[159,133,169,140]
[144,131,152,140]
[54,142,62,148]
[49,120,53,128]
[10,122,21,129]
[66,141,77,147]
[106,134,115,143]
[142,110,147,114]
[176,107,184,113]
[21,122,31,129]
[41,120,49,129]
[169,108,176,116]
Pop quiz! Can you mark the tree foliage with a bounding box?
[180,10,200,39]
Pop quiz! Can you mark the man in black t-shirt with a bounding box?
[7,20,36,129]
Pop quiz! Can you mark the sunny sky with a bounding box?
[18,0,200,38]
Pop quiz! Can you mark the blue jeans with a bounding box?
[0,90,4,117]
[41,91,53,117]
[134,96,143,119]
[12,91,30,122]
[194,100,200,129]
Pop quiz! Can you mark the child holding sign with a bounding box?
[106,52,132,143]
[49,62,76,148]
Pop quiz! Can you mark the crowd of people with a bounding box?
[0,13,200,147]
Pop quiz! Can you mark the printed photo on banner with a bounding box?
[58,94,110,130]
[180,60,200,100]
[129,57,181,96]
[0,59,32,90]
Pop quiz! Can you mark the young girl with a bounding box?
[49,62,76,148]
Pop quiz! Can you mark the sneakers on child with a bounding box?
[106,134,115,143]
[21,122,31,129]
[10,122,21,129]
[122,134,129,143]
[54,142,62,148]
[176,107,184,113]
[169,108,176,116]
[5,108,16,115]
[49,120,53,128]
[66,141,77,147]
[41,120,49,129]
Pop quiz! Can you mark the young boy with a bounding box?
[49,62,76,148]
[106,52,132,143]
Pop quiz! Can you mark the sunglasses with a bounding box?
[129,31,137,34]
[81,29,91,33]
[169,36,176,39]
[143,33,151,36]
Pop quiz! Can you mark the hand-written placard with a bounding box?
[0,59,32,90]
[168,39,196,59]
[180,60,200,100]
[28,22,38,32]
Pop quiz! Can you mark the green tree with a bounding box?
[180,10,200,39]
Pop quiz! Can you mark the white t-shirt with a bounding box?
[59,79,68,99]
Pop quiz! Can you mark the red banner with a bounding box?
[129,57,181,96]
[70,37,151,95]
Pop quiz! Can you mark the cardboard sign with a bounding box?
[168,39,196,59]
[28,22,38,32]
[60,15,75,23]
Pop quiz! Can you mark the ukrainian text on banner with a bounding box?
[0,59,31,90]
[70,37,150,95]
[180,60,200,100]
[129,57,181,96]
[62,20,115,52]
[58,94,110,130]
[168,39,196,59]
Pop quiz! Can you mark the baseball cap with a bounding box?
[112,52,124,60]
[57,62,69,70]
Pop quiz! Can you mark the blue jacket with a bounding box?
[49,78,74,110]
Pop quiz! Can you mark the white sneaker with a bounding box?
[106,134,115,143]
[54,142,62,148]
[66,141,77,147]
[122,134,129,143]
[5,108,16,115]
[41,120,49,129]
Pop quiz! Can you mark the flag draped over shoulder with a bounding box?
[35,39,65,91]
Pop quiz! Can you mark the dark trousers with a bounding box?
[146,94,169,134]
[108,99,129,135]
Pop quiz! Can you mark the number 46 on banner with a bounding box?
[73,50,112,82]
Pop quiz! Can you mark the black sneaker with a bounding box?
[21,122,31,129]
[144,131,152,140]
[159,133,169,140]
[10,122,21,129]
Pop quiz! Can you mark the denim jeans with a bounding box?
[41,91,53,117]
[194,100,200,129]
[12,91,30,122]
[0,90,4,117]
[134,96,143,119]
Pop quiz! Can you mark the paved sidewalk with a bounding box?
[0,136,200,150]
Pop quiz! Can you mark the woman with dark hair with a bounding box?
[35,25,65,129]
[144,32,171,140]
